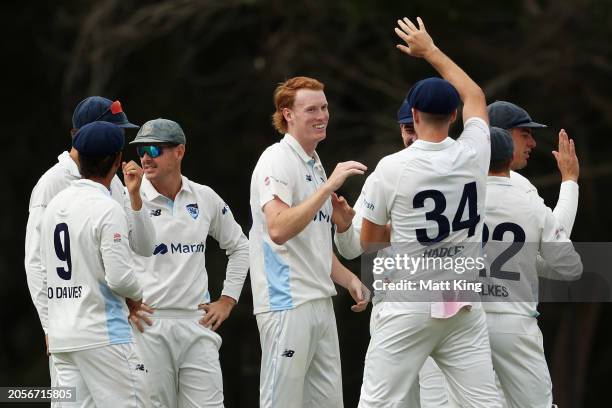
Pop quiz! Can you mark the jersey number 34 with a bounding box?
[414,182,480,244]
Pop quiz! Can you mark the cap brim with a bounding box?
[398,119,414,124]
[516,121,547,129]
[118,122,140,129]
[129,137,167,144]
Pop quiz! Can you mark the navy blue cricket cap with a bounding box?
[72,96,139,130]
[407,77,460,115]
[397,98,414,124]
[73,121,125,157]
[490,126,514,163]
[487,101,547,130]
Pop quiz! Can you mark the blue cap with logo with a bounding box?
[487,101,547,130]
[490,126,514,163]
[407,77,460,115]
[397,98,414,124]
[72,96,139,130]
[73,121,125,156]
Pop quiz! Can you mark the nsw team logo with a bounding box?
[186,203,199,219]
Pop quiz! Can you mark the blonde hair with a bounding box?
[271,76,325,134]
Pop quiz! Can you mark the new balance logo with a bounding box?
[281,349,295,358]
[305,174,312,182]
[150,209,162,216]
[135,363,147,372]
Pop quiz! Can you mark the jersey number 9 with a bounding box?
[54,223,72,280]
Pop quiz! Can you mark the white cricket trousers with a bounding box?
[132,309,224,408]
[359,304,502,408]
[256,297,343,408]
[487,312,553,408]
[52,343,150,407]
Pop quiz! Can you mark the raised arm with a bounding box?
[395,17,487,124]
[265,161,366,245]
[121,161,156,257]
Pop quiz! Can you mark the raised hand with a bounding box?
[552,129,579,182]
[325,161,367,192]
[122,161,145,210]
[395,17,437,58]
[331,193,355,233]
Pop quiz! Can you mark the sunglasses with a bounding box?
[136,144,176,158]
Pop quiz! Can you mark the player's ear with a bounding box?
[176,144,185,160]
[412,109,420,124]
[282,107,292,123]
[449,110,458,124]
[113,152,123,169]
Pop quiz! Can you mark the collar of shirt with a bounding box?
[282,133,323,167]
[141,175,193,202]
[73,178,112,195]
[487,175,512,186]
[410,137,454,151]
[57,151,81,178]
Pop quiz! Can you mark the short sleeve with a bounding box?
[361,166,390,226]
[255,149,294,208]
[457,117,490,174]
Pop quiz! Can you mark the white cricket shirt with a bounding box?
[510,170,579,235]
[40,179,143,353]
[361,117,491,315]
[249,134,336,314]
[133,176,249,310]
[334,173,374,260]
[25,152,155,333]
[481,176,582,317]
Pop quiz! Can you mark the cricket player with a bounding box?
[358,17,502,407]
[488,100,579,235]
[249,76,370,408]
[127,118,249,407]
[333,99,451,408]
[25,96,155,384]
[481,127,582,407]
[40,121,149,407]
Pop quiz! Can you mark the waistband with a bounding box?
[149,308,204,319]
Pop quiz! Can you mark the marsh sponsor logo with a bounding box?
[312,210,331,224]
[154,242,205,255]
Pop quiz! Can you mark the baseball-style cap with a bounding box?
[487,101,547,130]
[407,77,460,115]
[130,118,186,145]
[73,121,125,156]
[490,126,514,163]
[72,96,139,129]
[397,99,414,124]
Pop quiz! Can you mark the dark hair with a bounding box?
[489,158,512,173]
[419,112,453,126]
[78,152,120,178]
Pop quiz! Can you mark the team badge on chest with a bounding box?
[186,203,199,219]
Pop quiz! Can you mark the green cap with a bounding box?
[130,118,186,145]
